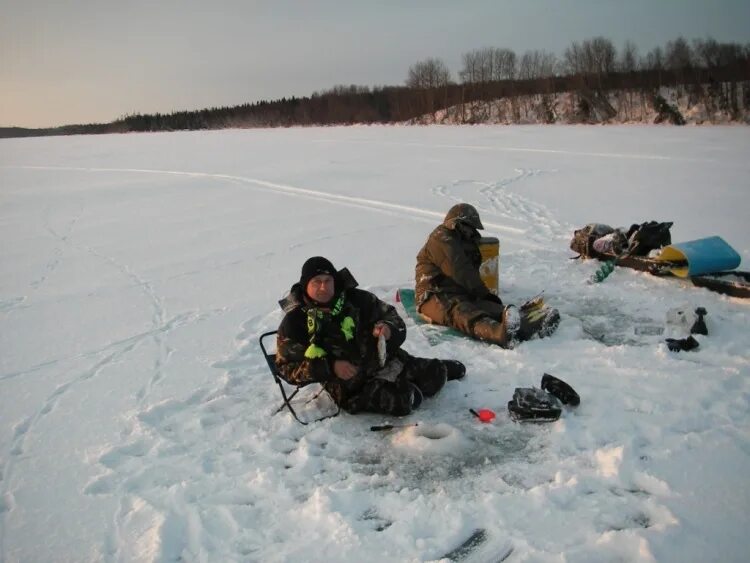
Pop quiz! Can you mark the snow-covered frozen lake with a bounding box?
[1,125,749,562]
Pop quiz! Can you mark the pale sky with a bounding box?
[2,0,749,128]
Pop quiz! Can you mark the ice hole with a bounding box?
[416,425,451,440]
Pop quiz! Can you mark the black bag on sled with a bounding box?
[570,221,672,259]
[625,221,673,256]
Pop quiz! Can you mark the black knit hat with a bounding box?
[299,256,337,287]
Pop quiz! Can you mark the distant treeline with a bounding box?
[3,35,749,138]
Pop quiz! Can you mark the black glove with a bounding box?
[665,335,700,352]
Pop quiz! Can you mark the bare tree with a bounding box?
[495,48,517,80]
[405,58,453,121]
[518,49,557,80]
[459,50,483,84]
[693,37,721,68]
[642,46,665,70]
[665,36,693,70]
[459,47,517,83]
[620,41,639,72]
[589,37,617,74]
[563,41,585,74]
[406,58,452,89]
[564,37,616,75]
[694,37,745,68]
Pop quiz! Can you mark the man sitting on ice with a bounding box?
[414,203,560,348]
[276,256,466,416]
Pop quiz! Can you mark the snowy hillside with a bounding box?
[423,84,750,125]
[1,125,749,562]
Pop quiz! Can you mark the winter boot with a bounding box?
[518,302,560,341]
[443,359,466,381]
[410,359,447,397]
[409,383,423,410]
[472,306,521,348]
[405,357,448,397]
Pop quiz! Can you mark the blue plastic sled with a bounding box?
[658,236,741,278]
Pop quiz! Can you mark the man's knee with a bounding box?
[418,294,448,325]
[348,379,415,416]
[405,358,447,397]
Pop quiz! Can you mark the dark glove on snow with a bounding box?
[665,335,700,352]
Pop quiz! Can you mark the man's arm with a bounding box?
[275,312,334,385]
[434,233,490,299]
[366,291,407,353]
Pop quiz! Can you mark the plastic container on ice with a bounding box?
[479,236,500,294]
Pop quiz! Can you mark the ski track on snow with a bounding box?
[83,310,282,562]
[6,165,537,244]
[3,195,171,406]
[313,138,717,163]
[0,297,27,314]
[0,210,232,561]
[78,244,169,407]
[0,203,83,323]
[29,202,84,290]
[0,304,229,562]
[431,168,568,245]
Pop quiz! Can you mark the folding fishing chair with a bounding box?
[259,330,340,425]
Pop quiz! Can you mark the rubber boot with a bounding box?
[518,306,560,341]
[443,360,466,381]
[472,306,520,348]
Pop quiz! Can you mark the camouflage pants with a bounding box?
[324,354,447,416]
[418,294,504,334]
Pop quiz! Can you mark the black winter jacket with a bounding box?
[276,271,407,386]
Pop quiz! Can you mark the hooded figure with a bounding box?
[415,203,559,348]
[276,256,465,416]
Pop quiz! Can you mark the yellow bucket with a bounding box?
[479,236,500,294]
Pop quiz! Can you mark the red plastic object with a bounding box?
[478,409,496,422]
[470,408,496,423]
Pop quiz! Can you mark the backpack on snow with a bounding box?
[625,221,673,256]
[569,223,615,259]
[570,221,673,259]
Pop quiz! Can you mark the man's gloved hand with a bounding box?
[333,359,358,380]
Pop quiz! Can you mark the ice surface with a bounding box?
[1,125,749,562]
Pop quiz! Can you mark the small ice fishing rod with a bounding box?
[370,423,418,432]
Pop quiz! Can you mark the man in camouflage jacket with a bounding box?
[276,256,465,416]
[415,203,559,348]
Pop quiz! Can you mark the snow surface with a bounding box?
[1,125,749,562]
